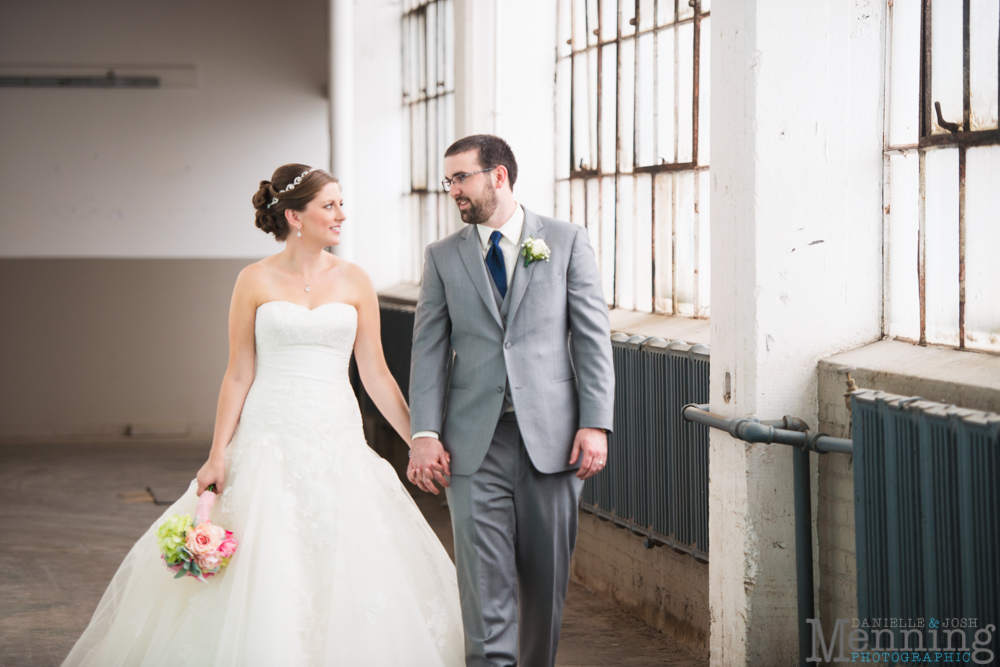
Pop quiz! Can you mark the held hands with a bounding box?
[569,427,608,480]
[407,437,451,495]
[196,455,226,496]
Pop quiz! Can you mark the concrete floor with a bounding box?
[0,440,706,667]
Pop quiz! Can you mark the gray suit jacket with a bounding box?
[409,206,614,476]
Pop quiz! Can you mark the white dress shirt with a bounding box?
[412,204,523,442]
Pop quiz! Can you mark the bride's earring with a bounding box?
[297,228,302,237]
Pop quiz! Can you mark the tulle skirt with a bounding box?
[62,382,464,667]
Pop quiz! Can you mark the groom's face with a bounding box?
[444,150,498,225]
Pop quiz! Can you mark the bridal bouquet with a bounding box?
[155,485,238,582]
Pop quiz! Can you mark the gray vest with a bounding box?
[489,270,515,412]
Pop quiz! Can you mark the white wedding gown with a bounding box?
[63,301,465,667]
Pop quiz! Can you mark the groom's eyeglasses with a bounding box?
[441,166,496,191]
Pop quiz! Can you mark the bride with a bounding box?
[62,164,464,667]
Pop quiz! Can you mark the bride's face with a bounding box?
[296,181,345,245]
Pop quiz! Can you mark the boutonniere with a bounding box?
[520,236,551,268]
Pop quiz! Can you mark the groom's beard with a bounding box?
[456,184,498,225]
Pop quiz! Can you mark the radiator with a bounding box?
[581,333,710,562]
[852,390,1000,655]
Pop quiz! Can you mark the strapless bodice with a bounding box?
[252,300,357,389]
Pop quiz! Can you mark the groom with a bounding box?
[408,134,614,667]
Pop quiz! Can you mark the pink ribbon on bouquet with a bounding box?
[195,487,217,525]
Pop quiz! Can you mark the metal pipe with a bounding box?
[681,404,852,667]
[793,447,815,667]
[681,405,853,454]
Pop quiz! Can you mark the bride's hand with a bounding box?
[196,456,226,496]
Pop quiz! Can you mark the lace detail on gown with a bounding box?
[62,301,465,667]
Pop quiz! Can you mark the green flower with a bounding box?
[156,514,193,564]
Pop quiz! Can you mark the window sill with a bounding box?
[819,338,1000,420]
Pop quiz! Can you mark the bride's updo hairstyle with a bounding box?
[252,163,339,241]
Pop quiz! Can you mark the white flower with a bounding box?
[520,236,551,267]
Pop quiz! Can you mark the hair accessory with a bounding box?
[266,169,314,209]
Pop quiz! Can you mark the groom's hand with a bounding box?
[408,437,451,495]
[569,428,608,480]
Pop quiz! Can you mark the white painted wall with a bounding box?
[0,0,329,259]
[708,0,885,664]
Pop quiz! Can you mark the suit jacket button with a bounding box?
[496,386,504,393]
[504,341,512,349]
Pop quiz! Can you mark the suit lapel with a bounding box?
[506,207,544,329]
[458,225,504,329]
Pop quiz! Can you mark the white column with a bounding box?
[708,1,885,665]
[329,0,354,261]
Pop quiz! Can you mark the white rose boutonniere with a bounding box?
[520,236,551,268]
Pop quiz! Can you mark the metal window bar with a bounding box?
[556,0,710,317]
[885,0,1000,352]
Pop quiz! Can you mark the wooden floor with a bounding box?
[0,440,707,667]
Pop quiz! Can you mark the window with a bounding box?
[555,0,711,316]
[884,0,1000,351]
[403,0,457,284]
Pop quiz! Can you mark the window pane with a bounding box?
[601,176,617,304]
[556,179,571,221]
[602,0,618,41]
[558,0,573,58]
[887,152,920,340]
[635,33,655,166]
[970,0,1000,130]
[573,0,588,50]
[696,169,710,317]
[619,37,636,172]
[411,102,427,190]
[701,0,711,12]
[931,0,963,134]
[697,16,710,166]
[600,43,618,173]
[657,0,674,26]
[677,21,694,162]
[656,27,676,163]
[924,147,960,345]
[442,91,454,173]
[639,0,654,32]
[427,2,438,93]
[965,144,1000,350]
[888,0,921,145]
[426,97,438,190]
[586,177,601,261]
[654,172,673,313]
[674,170,695,315]
[573,52,595,170]
[635,173,654,313]
[587,0,600,46]
[417,12,427,97]
[557,57,572,179]
[443,0,455,90]
[571,178,587,226]
[622,0,636,37]
[616,174,635,309]
[678,0,694,21]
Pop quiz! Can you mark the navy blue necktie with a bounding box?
[485,230,507,299]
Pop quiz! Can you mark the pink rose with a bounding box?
[185,521,225,558]
[218,531,239,558]
[195,552,222,572]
